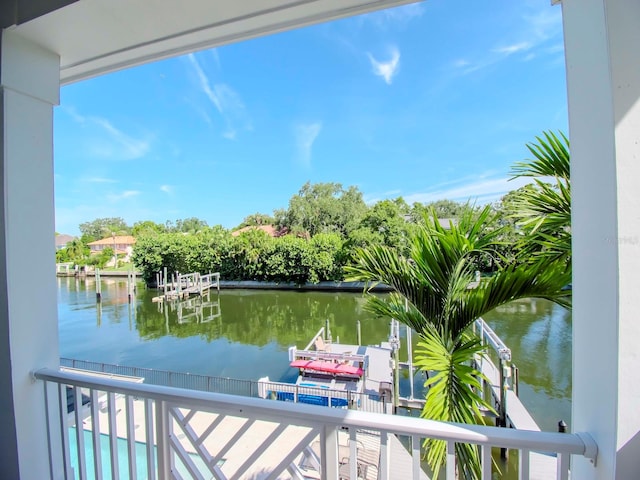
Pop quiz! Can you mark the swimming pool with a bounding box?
[68,427,215,479]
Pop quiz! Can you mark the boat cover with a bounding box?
[290,359,363,377]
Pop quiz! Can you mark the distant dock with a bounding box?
[154,269,220,302]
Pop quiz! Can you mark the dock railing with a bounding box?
[257,377,385,413]
[35,366,597,480]
[156,270,220,300]
[473,317,515,428]
[60,358,385,413]
[60,358,256,397]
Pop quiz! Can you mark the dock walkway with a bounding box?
[155,271,220,301]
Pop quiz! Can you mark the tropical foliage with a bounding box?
[132,229,345,285]
[274,181,368,237]
[346,206,571,478]
[509,131,571,266]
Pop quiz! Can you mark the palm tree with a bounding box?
[66,238,86,262]
[510,131,571,266]
[346,206,571,479]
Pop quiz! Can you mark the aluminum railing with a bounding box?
[60,358,386,413]
[60,358,256,397]
[35,367,597,480]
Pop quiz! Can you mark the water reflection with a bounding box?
[483,299,572,431]
[57,277,571,433]
[132,289,392,348]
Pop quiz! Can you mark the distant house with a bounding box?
[55,234,76,250]
[231,225,285,238]
[437,218,458,229]
[87,235,136,262]
[402,214,458,230]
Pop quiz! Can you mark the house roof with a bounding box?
[231,225,283,237]
[54,234,76,248]
[87,235,136,246]
[437,218,458,229]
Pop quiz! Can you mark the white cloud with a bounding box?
[210,49,221,70]
[368,48,400,85]
[160,185,174,194]
[184,97,213,126]
[294,122,322,167]
[63,106,87,124]
[524,8,563,42]
[186,53,251,139]
[365,3,424,28]
[546,43,565,54]
[107,190,141,202]
[187,53,223,112]
[493,42,532,55]
[92,118,150,159]
[453,59,471,69]
[404,175,534,205]
[66,107,151,160]
[383,3,424,22]
[451,4,563,76]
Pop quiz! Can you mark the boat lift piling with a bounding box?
[127,269,137,302]
[406,323,414,400]
[95,268,101,302]
[163,267,168,297]
[389,318,401,413]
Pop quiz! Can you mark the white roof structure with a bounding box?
[7,0,419,85]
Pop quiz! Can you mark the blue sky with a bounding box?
[54,0,567,236]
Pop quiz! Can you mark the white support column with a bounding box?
[0,31,61,479]
[562,1,640,479]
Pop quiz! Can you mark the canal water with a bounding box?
[57,276,571,433]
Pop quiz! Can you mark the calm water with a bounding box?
[57,277,571,432]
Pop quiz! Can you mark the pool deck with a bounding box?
[74,391,425,479]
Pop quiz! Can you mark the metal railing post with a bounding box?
[320,425,339,480]
[156,400,171,479]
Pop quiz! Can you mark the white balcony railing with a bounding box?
[35,367,597,480]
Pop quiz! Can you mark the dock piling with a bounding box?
[356,320,361,346]
[406,324,414,400]
[95,268,101,302]
[163,267,168,298]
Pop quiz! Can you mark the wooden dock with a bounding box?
[154,270,220,301]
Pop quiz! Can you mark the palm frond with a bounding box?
[510,131,569,180]
[415,328,494,479]
[347,199,571,479]
[451,260,572,336]
[509,131,571,264]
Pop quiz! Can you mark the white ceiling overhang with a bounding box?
[7,0,419,85]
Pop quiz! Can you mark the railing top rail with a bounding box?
[59,358,253,386]
[304,327,326,351]
[475,317,511,361]
[35,367,595,459]
[294,349,367,363]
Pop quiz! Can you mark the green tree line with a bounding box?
[58,132,568,289]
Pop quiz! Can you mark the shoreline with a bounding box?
[58,271,393,292]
